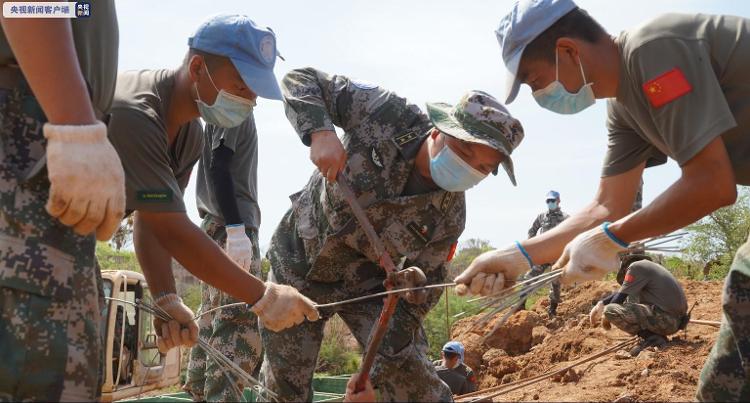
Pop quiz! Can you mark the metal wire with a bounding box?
[104,297,278,402]
[456,337,639,402]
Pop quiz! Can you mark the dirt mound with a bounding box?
[452,279,723,402]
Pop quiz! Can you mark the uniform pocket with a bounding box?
[0,234,75,301]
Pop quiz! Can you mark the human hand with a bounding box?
[225,224,253,272]
[309,130,346,182]
[556,223,628,286]
[44,121,125,240]
[344,373,376,402]
[454,243,531,296]
[153,294,199,353]
[252,282,320,332]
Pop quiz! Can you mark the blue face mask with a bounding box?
[195,64,255,128]
[532,50,595,115]
[547,200,558,210]
[429,139,488,192]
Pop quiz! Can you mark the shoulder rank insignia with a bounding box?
[440,192,456,214]
[394,130,420,147]
[371,147,384,169]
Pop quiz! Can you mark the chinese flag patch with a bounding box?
[624,273,635,283]
[642,68,692,108]
[447,242,458,262]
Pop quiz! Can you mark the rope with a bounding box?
[455,337,638,402]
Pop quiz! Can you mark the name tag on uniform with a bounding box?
[407,221,430,244]
[137,189,173,203]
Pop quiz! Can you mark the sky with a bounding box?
[114,0,750,253]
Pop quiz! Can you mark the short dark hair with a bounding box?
[522,8,608,65]
[617,254,652,285]
[184,48,229,70]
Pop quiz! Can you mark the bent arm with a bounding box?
[608,136,736,243]
[135,211,265,303]
[210,144,242,225]
[0,8,95,124]
[522,162,646,265]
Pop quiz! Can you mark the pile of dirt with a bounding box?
[452,279,723,402]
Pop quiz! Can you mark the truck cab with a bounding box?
[100,270,181,402]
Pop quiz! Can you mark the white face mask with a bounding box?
[195,64,256,128]
[532,49,595,115]
[428,137,488,192]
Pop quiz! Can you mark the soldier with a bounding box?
[589,254,688,356]
[456,1,750,400]
[106,14,318,357]
[182,117,263,400]
[260,67,524,401]
[433,341,478,396]
[519,190,569,316]
[0,1,124,400]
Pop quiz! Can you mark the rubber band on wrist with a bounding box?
[515,241,534,269]
[602,222,629,248]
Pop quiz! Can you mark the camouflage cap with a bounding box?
[426,90,524,186]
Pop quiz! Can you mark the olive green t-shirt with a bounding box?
[196,118,261,230]
[0,0,119,117]
[619,260,688,317]
[107,69,203,213]
[603,13,750,184]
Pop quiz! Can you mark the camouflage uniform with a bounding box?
[603,302,681,336]
[259,68,468,402]
[0,77,102,400]
[523,208,569,307]
[697,233,750,401]
[184,216,262,402]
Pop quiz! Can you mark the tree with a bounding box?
[446,238,494,279]
[682,186,750,279]
[110,216,134,251]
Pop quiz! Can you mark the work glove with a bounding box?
[454,242,532,297]
[309,130,347,182]
[153,294,199,354]
[555,223,629,286]
[44,122,125,240]
[225,224,253,272]
[251,282,320,332]
[589,301,605,327]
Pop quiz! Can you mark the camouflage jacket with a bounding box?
[281,67,466,289]
[528,208,569,238]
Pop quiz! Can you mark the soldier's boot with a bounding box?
[547,302,558,317]
[629,330,668,357]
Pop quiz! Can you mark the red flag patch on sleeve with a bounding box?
[624,273,635,283]
[447,242,458,262]
[642,68,692,108]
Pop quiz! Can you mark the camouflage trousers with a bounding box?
[259,209,453,402]
[696,233,750,401]
[603,302,681,336]
[184,216,262,402]
[519,264,560,307]
[0,74,102,401]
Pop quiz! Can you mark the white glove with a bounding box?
[153,294,199,354]
[454,242,532,297]
[44,122,125,240]
[555,223,628,285]
[225,224,253,272]
[589,301,605,327]
[251,282,320,332]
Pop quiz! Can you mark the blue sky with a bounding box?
[114,0,750,252]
